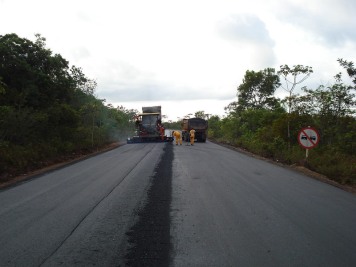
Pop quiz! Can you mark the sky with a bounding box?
[1,0,356,121]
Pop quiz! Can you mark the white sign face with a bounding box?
[298,127,320,149]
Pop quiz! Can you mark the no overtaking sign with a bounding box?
[298,127,320,149]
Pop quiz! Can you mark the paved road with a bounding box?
[171,141,356,266]
[0,143,165,266]
[0,141,355,266]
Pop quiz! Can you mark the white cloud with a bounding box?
[217,14,274,45]
[1,0,355,120]
[216,13,277,69]
[273,0,356,46]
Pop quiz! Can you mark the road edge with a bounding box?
[0,142,123,190]
[209,139,356,194]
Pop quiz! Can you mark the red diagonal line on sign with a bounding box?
[301,129,316,146]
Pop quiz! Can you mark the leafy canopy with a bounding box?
[236,68,281,112]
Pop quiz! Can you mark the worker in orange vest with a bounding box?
[172,130,182,145]
[159,124,165,141]
[189,128,196,145]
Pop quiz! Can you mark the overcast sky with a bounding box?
[1,0,356,120]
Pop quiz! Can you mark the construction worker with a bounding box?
[159,124,165,141]
[189,128,196,145]
[172,130,182,145]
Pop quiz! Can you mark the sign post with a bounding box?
[297,126,320,159]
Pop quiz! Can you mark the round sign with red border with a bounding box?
[298,127,320,149]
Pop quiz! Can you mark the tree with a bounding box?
[110,105,137,139]
[296,72,356,147]
[277,64,313,149]
[236,68,281,112]
[0,33,74,109]
[337,58,356,87]
[278,64,313,113]
[207,115,222,138]
[0,33,143,179]
[302,84,355,118]
[194,110,206,119]
[70,66,97,95]
[224,101,238,116]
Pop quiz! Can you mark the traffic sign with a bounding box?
[298,127,320,149]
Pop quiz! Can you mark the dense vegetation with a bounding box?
[0,34,136,181]
[206,62,356,185]
[1,33,355,187]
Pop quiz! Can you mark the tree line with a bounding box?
[1,33,355,186]
[0,34,136,181]
[206,61,355,185]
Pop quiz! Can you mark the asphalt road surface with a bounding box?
[0,141,356,266]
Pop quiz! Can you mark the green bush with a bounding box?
[308,148,356,185]
[210,108,355,186]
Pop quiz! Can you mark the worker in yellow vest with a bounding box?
[172,130,182,145]
[189,128,196,146]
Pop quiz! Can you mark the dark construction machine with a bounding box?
[182,117,208,142]
[127,106,173,143]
